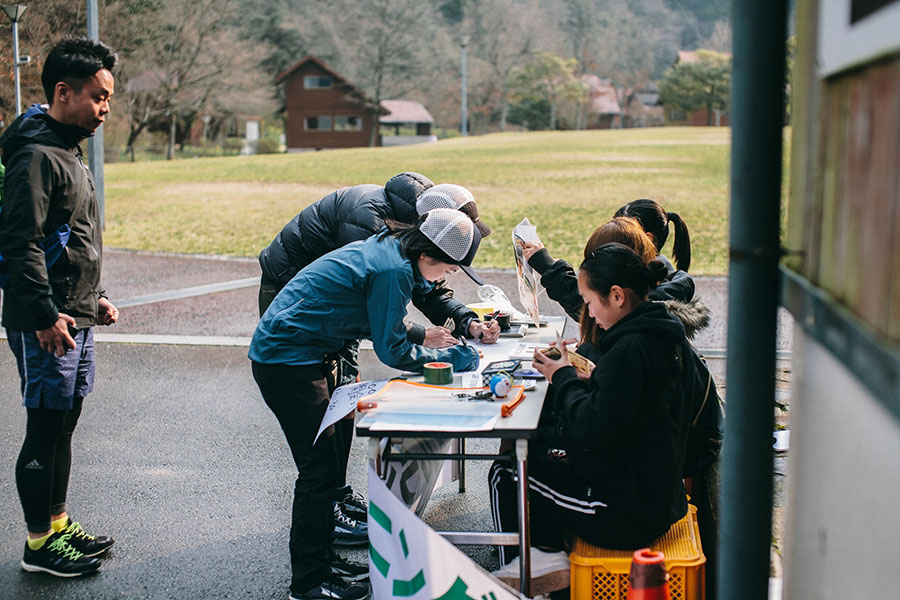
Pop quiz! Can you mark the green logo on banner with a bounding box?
[369,501,493,600]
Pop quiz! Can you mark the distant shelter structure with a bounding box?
[580,75,622,129]
[379,100,437,146]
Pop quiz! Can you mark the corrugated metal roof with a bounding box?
[379,100,434,124]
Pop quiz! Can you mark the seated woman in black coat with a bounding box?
[489,244,694,569]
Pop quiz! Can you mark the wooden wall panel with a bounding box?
[817,78,849,301]
[847,61,900,333]
[891,174,900,340]
[807,54,900,342]
[786,1,823,280]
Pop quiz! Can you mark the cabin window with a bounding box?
[334,116,362,131]
[305,116,332,130]
[304,76,332,89]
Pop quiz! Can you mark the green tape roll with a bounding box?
[423,361,453,385]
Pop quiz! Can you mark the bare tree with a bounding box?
[559,0,606,129]
[303,0,443,146]
[0,0,88,122]
[104,0,274,159]
[592,0,679,91]
[465,0,544,131]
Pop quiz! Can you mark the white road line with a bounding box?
[116,277,260,307]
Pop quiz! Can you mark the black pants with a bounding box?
[252,361,340,593]
[489,449,660,565]
[259,276,358,492]
[16,397,84,533]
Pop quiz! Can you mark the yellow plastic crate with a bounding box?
[569,504,706,600]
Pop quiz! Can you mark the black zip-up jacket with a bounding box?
[0,110,103,331]
[537,301,693,544]
[258,172,479,342]
[528,248,695,322]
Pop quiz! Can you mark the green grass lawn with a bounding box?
[105,126,744,275]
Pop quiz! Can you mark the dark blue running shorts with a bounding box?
[6,328,95,410]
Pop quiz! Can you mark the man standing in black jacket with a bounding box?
[0,38,119,578]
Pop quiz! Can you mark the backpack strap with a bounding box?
[693,369,713,427]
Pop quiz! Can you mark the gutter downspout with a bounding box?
[720,1,788,599]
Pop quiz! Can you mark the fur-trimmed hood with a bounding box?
[661,298,710,340]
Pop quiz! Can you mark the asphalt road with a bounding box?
[0,250,794,599]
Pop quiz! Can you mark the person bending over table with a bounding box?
[258,176,499,544]
[250,209,483,600]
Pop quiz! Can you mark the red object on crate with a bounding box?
[625,549,671,600]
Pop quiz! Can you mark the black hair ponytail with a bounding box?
[614,199,692,272]
[666,211,691,272]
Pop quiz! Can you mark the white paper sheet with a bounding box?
[314,379,391,444]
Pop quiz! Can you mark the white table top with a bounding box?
[355,317,566,439]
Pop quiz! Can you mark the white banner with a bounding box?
[368,465,523,600]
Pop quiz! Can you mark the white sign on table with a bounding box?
[314,379,390,444]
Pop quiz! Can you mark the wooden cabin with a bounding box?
[276,55,384,151]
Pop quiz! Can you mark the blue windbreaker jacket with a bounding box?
[249,235,480,373]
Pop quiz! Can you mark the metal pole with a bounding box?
[86,0,105,228]
[460,38,468,137]
[12,18,21,115]
[719,0,788,599]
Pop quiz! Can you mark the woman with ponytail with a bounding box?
[614,197,691,272]
[522,216,697,326]
[489,243,694,572]
[522,203,695,325]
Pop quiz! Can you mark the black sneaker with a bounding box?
[331,554,369,583]
[333,503,367,547]
[338,487,368,522]
[21,531,101,577]
[60,519,115,557]
[289,574,370,600]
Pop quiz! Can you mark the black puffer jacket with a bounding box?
[537,301,693,546]
[259,172,431,286]
[0,109,102,331]
[528,248,695,322]
[258,172,479,342]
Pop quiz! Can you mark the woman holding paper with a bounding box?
[249,208,482,600]
[521,199,696,321]
[489,243,694,574]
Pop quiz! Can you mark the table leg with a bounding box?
[458,437,466,493]
[515,438,531,597]
[368,437,382,477]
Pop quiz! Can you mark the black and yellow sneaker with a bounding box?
[60,520,115,558]
[21,531,101,577]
